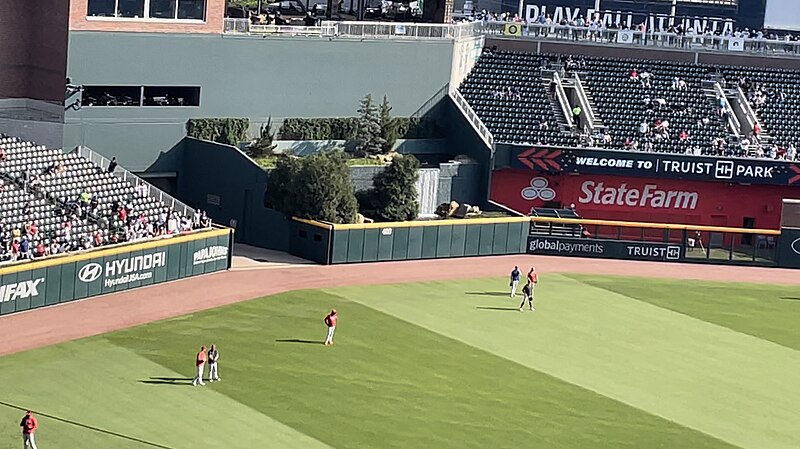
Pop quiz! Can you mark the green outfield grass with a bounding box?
[0,274,799,449]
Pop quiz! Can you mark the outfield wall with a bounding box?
[290,216,790,267]
[0,228,233,316]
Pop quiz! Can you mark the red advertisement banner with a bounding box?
[490,169,791,229]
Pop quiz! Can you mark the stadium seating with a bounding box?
[459,49,800,158]
[0,135,209,264]
[458,51,581,146]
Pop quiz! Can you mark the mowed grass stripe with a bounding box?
[339,276,800,449]
[106,290,737,449]
[0,339,333,449]
[566,274,800,351]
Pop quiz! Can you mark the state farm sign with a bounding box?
[578,180,698,209]
[489,170,787,229]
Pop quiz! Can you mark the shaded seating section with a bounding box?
[0,135,206,264]
[458,50,580,146]
[718,66,800,149]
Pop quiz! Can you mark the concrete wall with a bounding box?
[0,0,69,103]
[177,138,290,251]
[64,32,455,172]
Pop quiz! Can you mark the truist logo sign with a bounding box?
[521,177,556,201]
[578,180,698,210]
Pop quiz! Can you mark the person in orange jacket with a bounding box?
[20,410,38,449]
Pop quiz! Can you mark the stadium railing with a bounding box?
[223,18,800,57]
[223,19,479,40]
[73,146,196,218]
[448,85,495,149]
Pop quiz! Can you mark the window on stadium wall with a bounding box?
[82,86,201,107]
[87,0,206,20]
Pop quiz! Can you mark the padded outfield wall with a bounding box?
[0,228,232,316]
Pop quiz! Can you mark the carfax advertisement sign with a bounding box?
[510,146,800,187]
[527,235,684,261]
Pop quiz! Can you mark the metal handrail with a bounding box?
[552,72,574,128]
[411,83,450,119]
[572,73,596,128]
[73,146,196,217]
[714,82,742,135]
[448,86,494,150]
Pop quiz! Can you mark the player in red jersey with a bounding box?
[324,309,338,346]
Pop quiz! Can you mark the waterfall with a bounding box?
[416,169,440,216]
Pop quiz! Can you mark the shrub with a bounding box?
[186,118,249,145]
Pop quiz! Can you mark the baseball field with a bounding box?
[0,263,799,449]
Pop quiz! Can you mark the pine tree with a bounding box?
[265,151,358,224]
[354,94,385,157]
[379,96,399,154]
[249,117,277,157]
[371,154,420,222]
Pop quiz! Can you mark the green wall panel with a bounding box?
[421,226,439,259]
[478,224,495,255]
[449,225,467,257]
[436,226,453,258]
[492,223,510,254]
[506,221,524,254]
[377,232,394,261]
[332,230,350,264]
[391,227,410,260]
[407,227,424,260]
[465,224,481,256]
[362,229,380,262]
[347,229,366,263]
[0,231,232,317]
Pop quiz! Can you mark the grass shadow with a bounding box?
[466,292,510,297]
[0,400,171,448]
[139,376,193,386]
[476,306,520,312]
[780,296,800,301]
[275,338,322,345]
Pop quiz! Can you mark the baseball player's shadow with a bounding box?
[476,306,520,311]
[139,376,194,386]
[780,296,800,301]
[275,338,322,345]
[466,292,511,297]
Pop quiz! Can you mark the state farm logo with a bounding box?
[579,180,698,210]
[521,177,556,201]
[78,263,103,283]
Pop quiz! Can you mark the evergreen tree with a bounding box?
[265,151,358,224]
[249,117,277,157]
[379,96,399,153]
[370,154,420,222]
[354,94,385,157]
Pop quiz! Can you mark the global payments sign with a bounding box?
[78,251,166,288]
[527,236,683,261]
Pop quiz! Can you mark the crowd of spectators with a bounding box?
[0,155,212,265]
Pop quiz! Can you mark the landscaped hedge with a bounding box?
[186,118,250,145]
[278,117,442,140]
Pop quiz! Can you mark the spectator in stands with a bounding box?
[752,122,762,141]
[630,68,639,82]
[639,69,652,87]
[0,146,6,161]
[679,130,689,141]
[638,120,649,136]
[571,105,582,127]
[107,157,118,173]
[303,12,316,26]
[671,77,687,90]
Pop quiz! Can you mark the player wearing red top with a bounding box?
[324,309,338,346]
[192,345,207,386]
[520,267,539,312]
[20,410,38,449]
